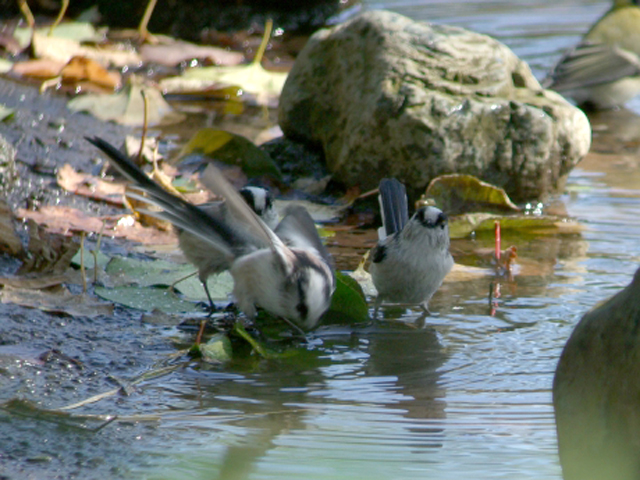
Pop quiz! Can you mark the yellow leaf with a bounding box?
[424,174,520,214]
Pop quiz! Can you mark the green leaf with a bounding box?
[199,333,233,363]
[94,285,204,314]
[0,104,15,122]
[233,321,274,359]
[70,249,110,270]
[425,174,520,214]
[179,128,281,180]
[324,271,370,324]
[104,256,234,302]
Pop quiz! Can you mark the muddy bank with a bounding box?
[0,78,188,479]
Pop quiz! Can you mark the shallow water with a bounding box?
[130,2,640,479]
[5,1,640,479]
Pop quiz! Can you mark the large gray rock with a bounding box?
[279,10,591,202]
[554,267,640,480]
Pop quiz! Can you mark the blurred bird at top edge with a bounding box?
[543,0,640,110]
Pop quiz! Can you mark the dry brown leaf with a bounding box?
[11,58,65,78]
[0,285,114,318]
[140,41,244,67]
[60,56,121,90]
[18,220,79,275]
[0,272,75,289]
[57,163,126,205]
[15,206,177,245]
[0,201,24,257]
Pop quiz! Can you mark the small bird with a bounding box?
[87,136,335,331]
[177,186,279,306]
[369,178,453,314]
[544,0,640,109]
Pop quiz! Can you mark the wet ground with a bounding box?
[2,0,640,479]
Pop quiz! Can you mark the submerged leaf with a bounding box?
[448,213,584,239]
[179,128,281,179]
[199,333,233,363]
[424,174,520,214]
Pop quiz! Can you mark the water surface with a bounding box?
[6,1,640,479]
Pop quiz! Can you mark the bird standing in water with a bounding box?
[544,0,640,109]
[370,178,453,315]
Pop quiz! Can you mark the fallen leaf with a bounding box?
[13,22,101,46]
[161,62,287,104]
[324,271,369,323]
[57,163,126,205]
[15,206,177,245]
[123,135,163,163]
[11,58,65,78]
[30,29,140,67]
[179,128,281,179]
[103,255,233,302]
[18,220,79,275]
[0,272,76,289]
[67,77,185,126]
[0,200,23,256]
[60,56,121,90]
[448,213,584,239]
[94,285,203,314]
[0,104,15,122]
[140,41,244,67]
[199,333,233,363]
[0,285,114,318]
[159,19,287,105]
[423,174,520,214]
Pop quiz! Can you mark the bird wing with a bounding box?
[378,178,409,239]
[275,205,333,266]
[86,136,246,261]
[544,41,640,91]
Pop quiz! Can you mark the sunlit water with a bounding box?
[12,1,640,479]
[119,2,640,479]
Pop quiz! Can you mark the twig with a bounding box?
[80,231,86,293]
[138,89,149,164]
[138,0,158,42]
[59,361,188,410]
[17,0,35,29]
[252,18,273,65]
[93,220,107,284]
[48,0,69,36]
